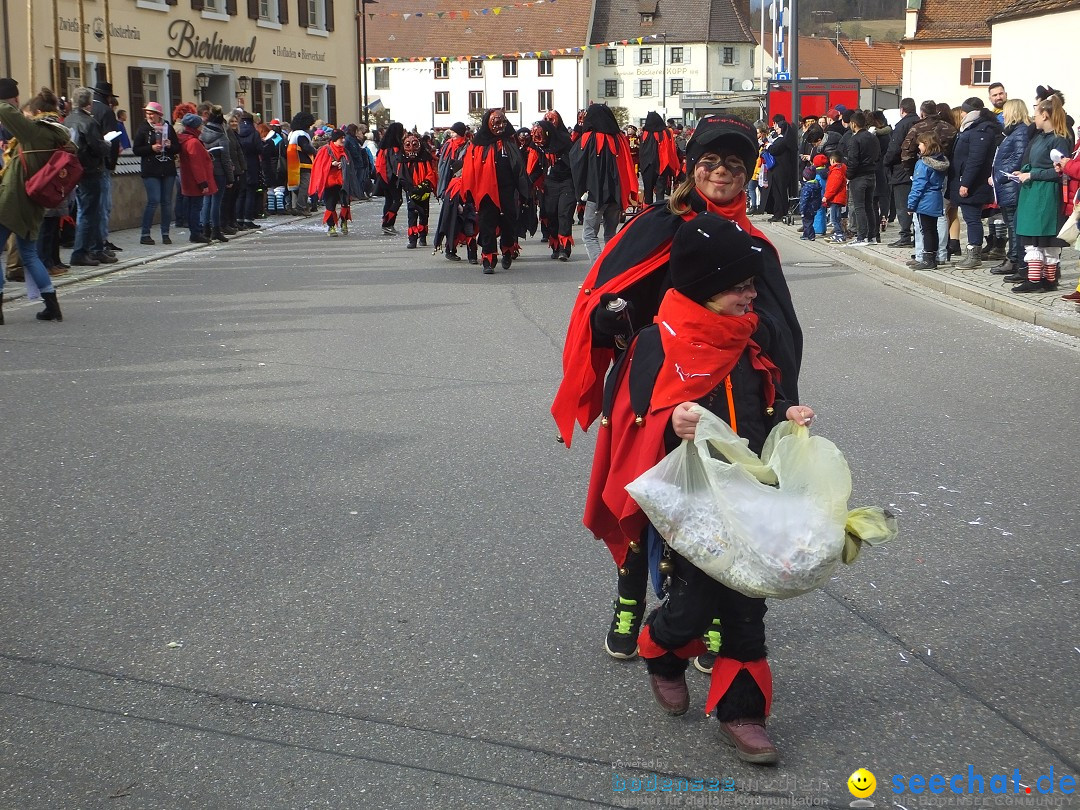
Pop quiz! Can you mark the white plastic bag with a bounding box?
[626,406,877,599]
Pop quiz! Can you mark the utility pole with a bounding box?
[789,0,799,126]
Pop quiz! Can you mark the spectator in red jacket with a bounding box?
[176,113,216,243]
[823,152,848,243]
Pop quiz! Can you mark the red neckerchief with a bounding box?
[650,290,777,413]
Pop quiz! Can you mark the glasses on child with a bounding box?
[729,280,756,295]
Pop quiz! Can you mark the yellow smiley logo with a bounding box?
[848,768,876,798]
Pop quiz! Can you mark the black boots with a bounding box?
[36,291,62,322]
[211,228,229,243]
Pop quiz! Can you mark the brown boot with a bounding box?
[648,673,689,715]
[718,718,778,765]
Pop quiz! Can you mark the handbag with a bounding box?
[19,145,84,209]
[1057,202,1080,246]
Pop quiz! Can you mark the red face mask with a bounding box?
[487,112,507,135]
[403,136,420,156]
[531,125,546,147]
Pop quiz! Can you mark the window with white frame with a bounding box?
[469,60,484,78]
[204,0,221,10]
[63,62,82,100]
[604,80,618,98]
[305,83,322,118]
[639,47,652,65]
[604,49,617,66]
[307,0,322,28]
[639,79,652,97]
[670,78,683,96]
[973,59,991,84]
[538,89,553,110]
[670,46,684,64]
[258,0,279,19]
[538,58,553,77]
[435,91,449,113]
[503,59,518,78]
[503,90,518,112]
[469,90,484,111]
[434,61,449,79]
[723,47,735,65]
[261,81,277,122]
[374,66,389,89]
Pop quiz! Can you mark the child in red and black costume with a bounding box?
[400,132,438,249]
[586,211,815,766]
[309,129,351,236]
[461,108,530,274]
[538,115,576,261]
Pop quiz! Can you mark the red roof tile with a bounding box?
[838,37,902,86]
[906,0,1013,41]
[362,0,593,59]
[756,33,861,80]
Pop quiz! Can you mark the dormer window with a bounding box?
[640,12,653,23]
[637,0,657,25]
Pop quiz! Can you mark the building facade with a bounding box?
[2,0,358,125]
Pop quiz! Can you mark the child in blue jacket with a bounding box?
[798,165,823,240]
[906,131,950,270]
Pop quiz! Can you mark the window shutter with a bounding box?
[733,47,740,64]
[298,0,309,27]
[325,0,334,30]
[299,82,310,113]
[597,81,604,98]
[251,79,263,116]
[191,0,204,11]
[633,83,640,98]
[248,0,259,18]
[226,0,237,14]
[166,0,178,7]
[279,0,288,23]
[128,67,144,116]
[685,48,691,64]
[633,50,640,66]
[959,58,972,86]
[168,69,181,110]
[617,79,624,97]
[96,63,108,86]
[327,84,337,123]
[618,50,624,66]
[281,80,292,122]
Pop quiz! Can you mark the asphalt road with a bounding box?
[1,210,1077,809]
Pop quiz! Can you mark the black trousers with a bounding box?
[382,184,402,227]
[641,168,668,205]
[542,176,576,244]
[918,213,940,257]
[477,198,518,257]
[892,181,913,240]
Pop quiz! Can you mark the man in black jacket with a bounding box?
[68,86,114,266]
[91,81,122,254]
[883,98,919,247]
[844,111,880,244]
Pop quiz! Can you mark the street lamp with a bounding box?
[660,32,667,118]
[357,0,378,127]
[237,74,249,96]
[195,71,210,100]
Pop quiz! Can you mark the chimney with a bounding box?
[865,35,873,46]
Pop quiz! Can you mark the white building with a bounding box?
[987,1,1080,112]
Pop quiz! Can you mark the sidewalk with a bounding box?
[1,213,304,304]
[760,217,1080,339]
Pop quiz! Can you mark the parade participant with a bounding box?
[551,115,802,672]
[375,121,406,235]
[309,129,352,236]
[0,82,70,323]
[400,132,438,249]
[432,122,477,263]
[572,108,588,224]
[461,108,529,274]
[569,103,639,261]
[286,112,316,215]
[538,117,575,261]
[516,126,548,246]
[625,124,640,175]
[585,211,814,765]
[638,111,680,205]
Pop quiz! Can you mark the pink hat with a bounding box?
[143,101,164,115]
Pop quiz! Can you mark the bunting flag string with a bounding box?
[363,33,663,61]
[364,0,555,20]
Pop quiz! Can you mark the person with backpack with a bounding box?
[0,81,69,323]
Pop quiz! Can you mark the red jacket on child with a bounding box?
[823,162,847,206]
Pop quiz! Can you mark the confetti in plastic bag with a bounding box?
[626,407,895,599]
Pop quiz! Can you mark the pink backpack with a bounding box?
[19,144,84,209]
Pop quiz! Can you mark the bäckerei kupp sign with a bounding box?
[167,20,256,63]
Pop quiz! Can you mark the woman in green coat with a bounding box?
[0,84,70,322]
[1012,95,1071,293]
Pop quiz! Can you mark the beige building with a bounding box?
[1,0,359,124]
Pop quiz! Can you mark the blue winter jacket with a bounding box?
[991,122,1032,209]
[949,111,1003,205]
[799,176,823,216]
[907,153,949,217]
